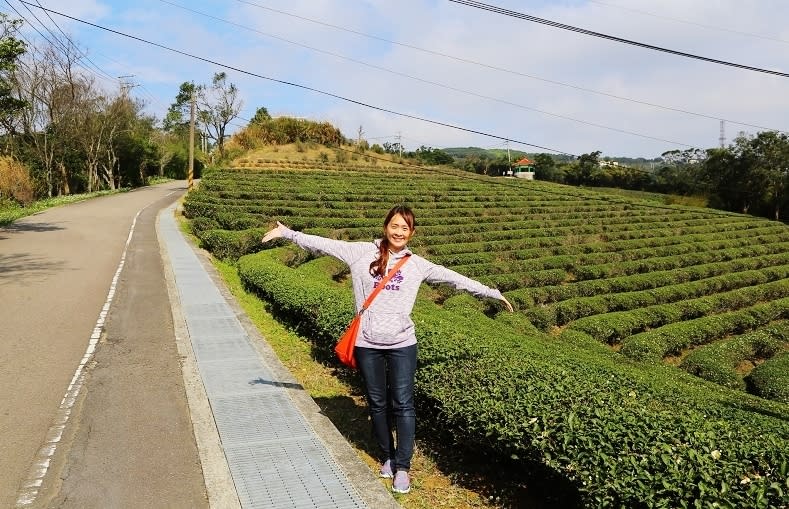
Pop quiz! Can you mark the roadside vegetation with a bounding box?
[0,187,120,226]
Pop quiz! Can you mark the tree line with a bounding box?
[0,11,356,207]
[453,132,789,223]
[0,14,251,204]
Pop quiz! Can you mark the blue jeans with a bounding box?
[354,344,417,472]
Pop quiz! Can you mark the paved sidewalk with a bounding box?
[157,203,401,509]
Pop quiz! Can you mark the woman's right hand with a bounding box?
[501,296,514,313]
[261,221,286,244]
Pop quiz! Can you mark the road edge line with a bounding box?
[14,208,143,507]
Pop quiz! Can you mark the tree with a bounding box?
[661,148,706,166]
[163,81,196,135]
[0,13,27,145]
[739,131,789,220]
[13,41,95,195]
[565,151,600,185]
[249,106,270,125]
[702,145,758,215]
[414,145,453,165]
[532,153,562,181]
[197,72,242,160]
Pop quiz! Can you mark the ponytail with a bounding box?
[369,238,390,278]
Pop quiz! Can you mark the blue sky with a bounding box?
[12,0,789,158]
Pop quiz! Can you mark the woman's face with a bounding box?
[385,213,413,252]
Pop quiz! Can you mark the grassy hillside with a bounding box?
[183,153,789,508]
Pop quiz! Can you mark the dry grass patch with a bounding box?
[231,143,401,167]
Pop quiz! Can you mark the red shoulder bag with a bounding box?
[335,255,411,368]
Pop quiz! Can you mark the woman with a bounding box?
[261,205,512,494]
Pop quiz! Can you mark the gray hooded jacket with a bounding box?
[281,227,504,349]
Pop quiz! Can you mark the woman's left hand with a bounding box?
[261,221,286,244]
[501,296,514,312]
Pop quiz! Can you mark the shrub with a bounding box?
[746,352,789,403]
[189,216,220,235]
[237,249,789,508]
[334,149,348,163]
[214,211,259,230]
[188,165,789,508]
[621,297,789,362]
[198,227,267,260]
[0,156,34,205]
[680,323,789,391]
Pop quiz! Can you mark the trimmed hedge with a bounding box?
[746,352,789,403]
[198,227,267,260]
[620,298,789,363]
[237,249,789,508]
[187,165,789,508]
[569,280,789,345]
[680,322,789,391]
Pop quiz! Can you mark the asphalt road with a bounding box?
[0,182,208,508]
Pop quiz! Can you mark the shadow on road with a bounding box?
[0,253,68,282]
[0,221,65,240]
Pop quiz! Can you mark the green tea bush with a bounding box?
[550,267,789,325]
[188,165,789,508]
[189,216,219,235]
[572,281,789,345]
[215,211,260,230]
[746,352,789,403]
[680,322,789,391]
[237,250,789,508]
[198,227,267,260]
[621,298,789,362]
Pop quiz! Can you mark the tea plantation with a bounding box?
[183,160,789,508]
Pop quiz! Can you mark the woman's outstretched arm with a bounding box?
[261,221,364,266]
[421,260,513,312]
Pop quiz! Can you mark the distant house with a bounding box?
[511,156,535,180]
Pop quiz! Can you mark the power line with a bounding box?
[21,1,576,156]
[229,0,784,134]
[30,0,119,83]
[14,1,199,122]
[158,0,709,149]
[587,0,789,45]
[4,1,121,95]
[7,0,118,85]
[447,0,789,79]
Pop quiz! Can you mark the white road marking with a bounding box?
[15,207,146,507]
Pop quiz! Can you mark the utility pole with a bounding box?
[118,75,137,99]
[506,140,511,165]
[719,120,726,148]
[188,89,195,190]
[396,131,402,158]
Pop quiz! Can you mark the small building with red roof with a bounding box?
[511,156,535,180]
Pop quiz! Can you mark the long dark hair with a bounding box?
[369,205,416,277]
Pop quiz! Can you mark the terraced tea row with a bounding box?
[184,164,789,508]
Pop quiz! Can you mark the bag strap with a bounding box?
[359,254,411,315]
